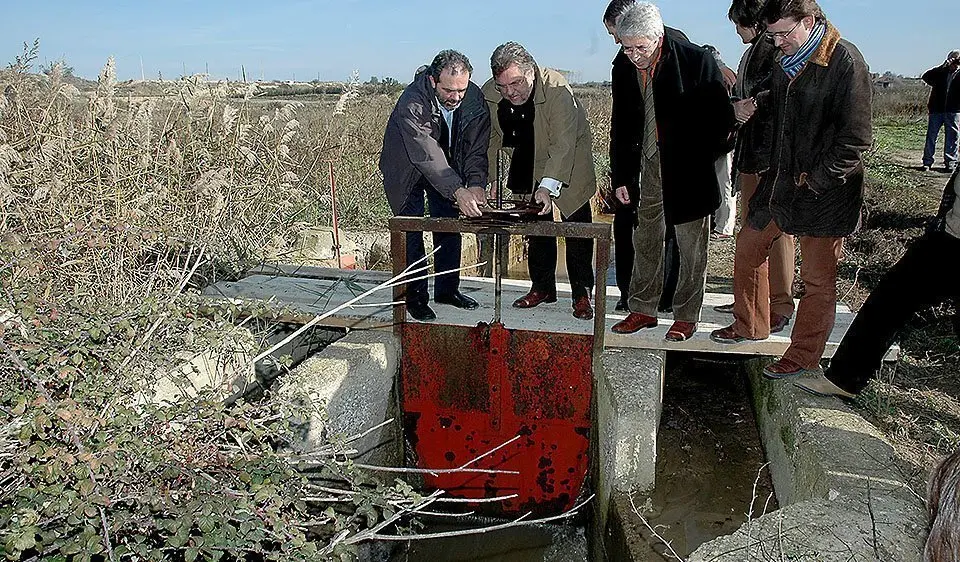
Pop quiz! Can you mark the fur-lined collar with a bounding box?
[809,21,842,67]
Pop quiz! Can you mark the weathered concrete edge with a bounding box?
[689,359,927,561]
[593,348,665,561]
[273,330,402,468]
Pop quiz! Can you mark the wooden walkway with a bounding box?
[201,264,897,360]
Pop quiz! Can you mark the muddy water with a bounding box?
[625,352,778,560]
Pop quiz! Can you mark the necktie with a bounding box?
[642,76,657,161]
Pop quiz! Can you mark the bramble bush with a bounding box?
[1,41,422,561]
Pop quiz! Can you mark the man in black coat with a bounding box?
[609,1,735,342]
[380,50,490,321]
[922,50,960,173]
[602,0,683,314]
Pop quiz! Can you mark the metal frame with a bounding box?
[388,216,612,357]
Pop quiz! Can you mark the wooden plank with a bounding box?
[201,273,898,361]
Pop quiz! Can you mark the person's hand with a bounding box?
[615,186,631,205]
[733,98,757,124]
[720,65,737,92]
[467,186,488,207]
[486,182,499,203]
[534,187,553,215]
[454,187,484,218]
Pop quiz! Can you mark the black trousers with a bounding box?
[399,179,461,304]
[826,231,960,393]
[528,201,595,300]
[613,204,679,308]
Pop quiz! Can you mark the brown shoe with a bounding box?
[572,296,593,320]
[762,358,810,379]
[513,289,557,309]
[611,312,658,334]
[710,325,751,344]
[665,321,697,342]
[770,313,790,334]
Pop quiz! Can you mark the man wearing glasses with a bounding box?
[608,2,735,342]
[380,50,491,322]
[711,0,872,380]
[482,42,597,320]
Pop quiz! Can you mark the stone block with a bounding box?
[274,330,401,467]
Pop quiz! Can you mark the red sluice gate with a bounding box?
[400,321,593,516]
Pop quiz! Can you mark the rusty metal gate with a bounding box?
[390,216,610,516]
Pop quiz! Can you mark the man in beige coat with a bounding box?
[482,42,598,320]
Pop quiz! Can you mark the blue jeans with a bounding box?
[399,179,461,305]
[923,112,960,168]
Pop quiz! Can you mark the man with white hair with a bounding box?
[609,2,735,341]
[922,49,960,173]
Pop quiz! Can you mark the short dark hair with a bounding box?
[428,50,472,81]
[760,0,823,25]
[727,0,767,28]
[603,0,635,24]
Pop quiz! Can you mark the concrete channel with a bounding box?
[267,328,927,561]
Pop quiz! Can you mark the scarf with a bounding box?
[780,21,826,79]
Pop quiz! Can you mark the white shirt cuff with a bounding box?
[538,177,563,198]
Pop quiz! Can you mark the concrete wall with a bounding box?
[689,359,927,562]
[593,348,666,561]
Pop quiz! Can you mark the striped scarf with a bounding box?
[779,21,826,79]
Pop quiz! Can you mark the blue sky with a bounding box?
[0,0,955,84]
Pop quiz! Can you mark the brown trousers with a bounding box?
[733,219,843,369]
[739,173,796,318]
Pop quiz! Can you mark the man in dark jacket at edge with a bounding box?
[921,50,960,173]
[602,0,684,314]
[795,168,960,399]
[711,0,796,334]
[609,1,736,342]
[380,50,490,322]
[711,0,873,380]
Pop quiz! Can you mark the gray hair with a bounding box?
[429,50,473,81]
[490,42,537,78]
[616,2,665,41]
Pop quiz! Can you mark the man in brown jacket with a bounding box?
[482,42,597,320]
[711,0,872,379]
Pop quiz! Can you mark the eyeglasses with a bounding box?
[622,40,659,58]
[494,77,527,93]
[763,19,802,41]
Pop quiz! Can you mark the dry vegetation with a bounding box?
[1,37,958,559]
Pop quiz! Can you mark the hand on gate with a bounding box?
[454,187,485,218]
[534,187,553,215]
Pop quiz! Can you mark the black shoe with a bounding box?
[435,291,479,310]
[407,302,436,321]
[615,298,628,312]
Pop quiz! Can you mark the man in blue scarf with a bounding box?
[711,0,872,380]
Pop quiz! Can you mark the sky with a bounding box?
[0,0,956,84]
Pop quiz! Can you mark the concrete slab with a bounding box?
[273,330,401,467]
[202,265,897,360]
[687,360,927,562]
